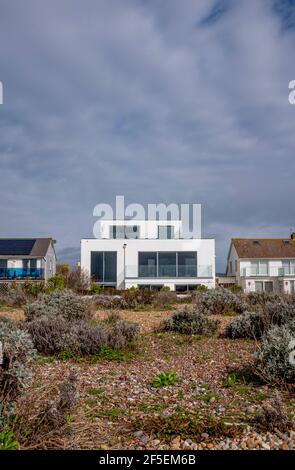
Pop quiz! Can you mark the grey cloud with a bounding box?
[0,0,294,270]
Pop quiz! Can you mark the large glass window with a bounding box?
[283,260,295,275]
[91,251,117,283]
[251,260,268,275]
[178,252,197,277]
[138,251,197,278]
[110,225,140,239]
[158,252,176,277]
[138,252,157,277]
[158,225,174,239]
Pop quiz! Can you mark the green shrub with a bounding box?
[160,286,170,292]
[24,289,94,322]
[194,284,208,292]
[47,274,65,291]
[229,284,242,294]
[0,427,19,450]
[89,284,102,295]
[164,306,219,335]
[151,371,179,388]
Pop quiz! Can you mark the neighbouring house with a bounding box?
[81,220,215,291]
[215,273,236,289]
[226,234,295,294]
[0,238,57,283]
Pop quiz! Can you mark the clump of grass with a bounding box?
[140,408,241,439]
[150,371,179,388]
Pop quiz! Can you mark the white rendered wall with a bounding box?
[81,238,215,289]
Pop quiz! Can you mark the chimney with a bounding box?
[291,232,295,240]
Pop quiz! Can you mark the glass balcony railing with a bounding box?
[278,267,295,276]
[129,264,212,278]
[0,268,43,280]
[241,267,295,277]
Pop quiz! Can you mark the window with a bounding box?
[138,284,164,291]
[255,281,263,293]
[22,259,37,270]
[158,225,174,239]
[235,260,238,273]
[158,252,176,277]
[255,281,273,292]
[229,261,233,273]
[175,284,198,292]
[178,252,197,277]
[110,225,140,239]
[264,281,273,293]
[138,252,157,277]
[282,260,295,275]
[138,252,197,278]
[91,251,117,283]
[250,260,268,276]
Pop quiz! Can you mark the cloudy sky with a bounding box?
[0,0,294,271]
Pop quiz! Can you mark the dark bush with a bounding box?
[64,267,90,294]
[251,399,291,432]
[26,316,139,356]
[224,311,265,339]
[152,291,177,309]
[246,292,282,307]
[164,306,219,336]
[0,283,27,307]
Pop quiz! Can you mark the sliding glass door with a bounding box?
[138,251,197,278]
[91,251,117,283]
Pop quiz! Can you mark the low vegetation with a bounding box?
[0,283,294,450]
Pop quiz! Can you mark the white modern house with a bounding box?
[0,238,57,283]
[81,220,215,291]
[226,235,295,294]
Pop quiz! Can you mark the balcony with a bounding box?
[126,264,213,279]
[240,267,295,277]
[0,268,43,280]
[278,267,295,277]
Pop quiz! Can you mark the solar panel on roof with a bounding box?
[0,239,36,255]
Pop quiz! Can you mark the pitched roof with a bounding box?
[0,238,53,257]
[232,238,295,259]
